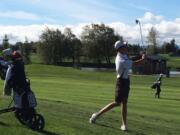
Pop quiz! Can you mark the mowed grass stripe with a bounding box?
[0,64,179,135]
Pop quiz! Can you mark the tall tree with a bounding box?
[38,28,65,65]
[15,39,32,64]
[2,34,9,49]
[63,28,76,60]
[147,27,158,54]
[128,44,141,55]
[162,39,178,55]
[21,37,32,64]
[64,28,82,67]
[170,39,178,54]
[81,23,121,64]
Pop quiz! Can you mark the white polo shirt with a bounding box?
[115,53,132,79]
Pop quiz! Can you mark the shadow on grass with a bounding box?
[96,123,139,134]
[37,130,61,135]
[162,97,180,102]
[96,123,119,130]
[0,121,9,127]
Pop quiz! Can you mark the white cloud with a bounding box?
[25,0,122,23]
[0,24,85,44]
[0,25,44,43]
[139,12,164,23]
[175,18,180,23]
[0,10,57,23]
[0,11,40,20]
[1,12,180,45]
[108,22,139,42]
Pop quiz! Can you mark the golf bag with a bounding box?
[0,58,7,80]
[151,74,163,90]
[0,59,45,131]
[151,82,158,89]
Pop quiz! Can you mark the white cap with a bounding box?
[3,48,12,56]
[114,40,126,50]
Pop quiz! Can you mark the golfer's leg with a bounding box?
[96,102,119,117]
[121,99,127,126]
[158,91,160,98]
[158,89,161,98]
[155,91,158,98]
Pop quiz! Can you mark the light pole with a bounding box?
[135,19,144,46]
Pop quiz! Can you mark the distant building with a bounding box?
[132,54,167,74]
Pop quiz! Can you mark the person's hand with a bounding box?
[141,54,145,60]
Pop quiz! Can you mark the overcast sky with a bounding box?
[1,0,180,45]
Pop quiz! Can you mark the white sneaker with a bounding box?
[121,125,127,131]
[89,113,97,124]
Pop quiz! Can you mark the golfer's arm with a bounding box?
[133,58,144,66]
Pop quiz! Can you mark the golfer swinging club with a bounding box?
[89,40,145,131]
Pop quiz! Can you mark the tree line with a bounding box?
[1,35,32,64]
[37,24,123,66]
[1,24,180,66]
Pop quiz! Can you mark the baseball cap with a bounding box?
[114,40,127,50]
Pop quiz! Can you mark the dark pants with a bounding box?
[115,78,130,104]
[155,85,161,98]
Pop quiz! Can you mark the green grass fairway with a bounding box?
[160,54,180,69]
[0,64,180,135]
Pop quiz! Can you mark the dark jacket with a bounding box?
[11,59,28,94]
